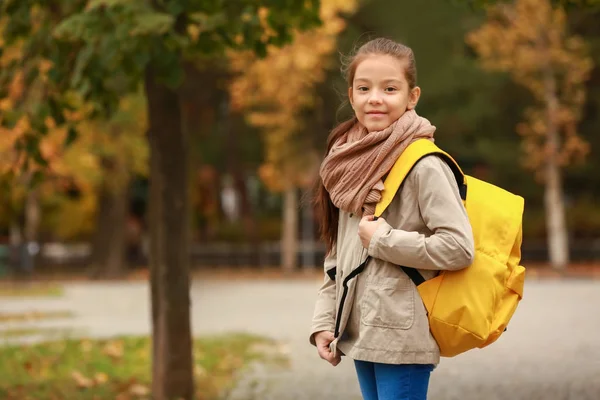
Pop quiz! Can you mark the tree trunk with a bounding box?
[88,182,129,279]
[543,66,569,269]
[22,189,40,275]
[144,64,194,400]
[8,219,21,273]
[301,188,316,270]
[222,99,257,243]
[282,186,298,272]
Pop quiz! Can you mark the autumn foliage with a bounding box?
[466,0,593,173]
[228,0,358,191]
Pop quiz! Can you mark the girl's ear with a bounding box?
[348,87,354,109]
[407,86,421,110]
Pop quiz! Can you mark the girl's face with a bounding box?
[349,54,421,133]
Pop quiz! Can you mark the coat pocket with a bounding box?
[360,275,414,330]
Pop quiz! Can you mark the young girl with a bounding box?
[310,38,475,400]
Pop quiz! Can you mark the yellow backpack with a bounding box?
[375,139,526,357]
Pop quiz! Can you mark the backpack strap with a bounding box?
[375,139,466,218]
[373,139,467,287]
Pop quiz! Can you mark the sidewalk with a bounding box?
[1,278,599,399]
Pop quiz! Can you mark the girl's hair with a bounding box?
[313,38,417,254]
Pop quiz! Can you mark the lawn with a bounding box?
[0,284,64,298]
[0,333,285,400]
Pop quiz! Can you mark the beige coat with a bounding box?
[310,155,475,365]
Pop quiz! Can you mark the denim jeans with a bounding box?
[354,360,434,400]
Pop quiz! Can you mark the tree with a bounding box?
[0,4,90,272]
[229,0,357,271]
[466,0,593,268]
[73,95,148,278]
[453,0,600,8]
[1,1,320,398]
[0,10,147,277]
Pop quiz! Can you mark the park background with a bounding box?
[1,0,599,399]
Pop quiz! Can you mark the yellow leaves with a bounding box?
[258,6,269,20]
[64,109,87,123]
[44,116,57,130]
[0,90,147,239]
[0,117,23,150]
[233,34,244,45]
[229,0,358,191]
[95,372,109,384]
[69,340,136,392]
[0,115,30,176]
[40,127,67,162]
[38,59,54,82]
[0,98,13,111]
[258,164,285,192]
[12,115,32,137]
[80,339,95,353]
[70,369,148,397]
[187,24,200,41]
[103,339,125,360]
[128,383,150,397]
[559,121,589,165]
[0,38,24,68]
[72,370,95,388]
[468,0,594,172]
[468,0,593,89]
[194,364,208,379]
[8,71,24,101]
[29,4,46,34]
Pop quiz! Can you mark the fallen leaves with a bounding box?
[128,383,150,396]
[71,370,149,398]
[103,340,125,360]
[0,334,285,399]
[71,371,94,389]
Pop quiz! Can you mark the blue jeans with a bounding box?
[354,360,434,400]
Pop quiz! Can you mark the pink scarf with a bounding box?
[319,109,436,216]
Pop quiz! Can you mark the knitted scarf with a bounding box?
[319,109,436,216]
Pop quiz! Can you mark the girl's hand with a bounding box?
[358,215,386,249]
[314,331,341,366]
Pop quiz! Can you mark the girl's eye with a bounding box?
[385,87,398,92]
[357,87,369,92]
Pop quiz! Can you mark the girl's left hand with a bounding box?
[358,215,386,249]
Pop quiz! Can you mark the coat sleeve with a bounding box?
[309,248,338,346]
[367,156,475,271]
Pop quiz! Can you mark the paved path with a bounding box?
[1,278,599,399]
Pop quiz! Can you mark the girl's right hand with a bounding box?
[314,331,341,366]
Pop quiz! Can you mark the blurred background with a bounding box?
[1,0,599,279]
[1,0,599,399]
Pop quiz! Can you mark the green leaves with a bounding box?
[1,0,322,182]
[85,0,137,11]
[53,13,96,41]
[130,12,175,36]
[451,0,600,8]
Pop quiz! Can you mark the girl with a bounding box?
[310,38,475,400]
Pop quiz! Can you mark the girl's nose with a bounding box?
[368,91,383,104]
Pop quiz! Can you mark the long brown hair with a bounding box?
[313,38,418,254]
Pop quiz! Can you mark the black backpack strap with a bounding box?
[400,266,425,286]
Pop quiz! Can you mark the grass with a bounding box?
[0,311,73,323]
[0,333,286,400]
[0,285,63,298]
[0,327,79,339]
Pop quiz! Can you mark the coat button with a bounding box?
[349,213,353,218]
